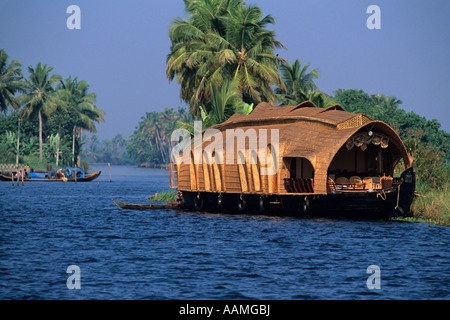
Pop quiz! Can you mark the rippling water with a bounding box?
[0,165,449,300]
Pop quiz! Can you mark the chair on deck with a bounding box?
[363,177,373,190]
[336,177,349,190]
[336,177,349,184]
[350,176,364,190]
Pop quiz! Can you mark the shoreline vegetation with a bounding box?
[1,1,448,226]
[0,49,105,170]
[402,188,449,226]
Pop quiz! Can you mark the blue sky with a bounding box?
[1,0,449,139]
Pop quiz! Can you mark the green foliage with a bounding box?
[0,143,15,163]
[333,89,450,197]
[148,190,178,202]
[198,79,252,128]
[409,186,450,226]
[333,89,450,161]
[81,134,133,165]
[0,49,24,112]
[402,129,450,192]
[0,50,104,167]
[56,76,104,133]
[167,0,286,116]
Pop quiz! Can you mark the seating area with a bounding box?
[327,174,399,191]
[284,178,314,193]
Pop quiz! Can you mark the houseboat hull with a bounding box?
[180,168,415,219]
[182,188,404,219]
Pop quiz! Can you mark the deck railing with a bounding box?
[327,175,401,191]
[283,178,314,193]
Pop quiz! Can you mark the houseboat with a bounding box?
[170,101,415,218]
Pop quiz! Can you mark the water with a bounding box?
[0,165,449,300]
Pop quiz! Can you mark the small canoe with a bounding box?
[112,198,183,210]
[0,170,101,182]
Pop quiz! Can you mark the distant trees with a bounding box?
[126,108,191,165]
[81,133,131,165]
[0,49,104,167]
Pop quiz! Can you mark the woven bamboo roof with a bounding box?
[215,101,370,130]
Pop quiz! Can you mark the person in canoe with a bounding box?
[56,168,66,179]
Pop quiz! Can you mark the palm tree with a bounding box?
[176,79,253,137]
[0,49,24,112]
[20,62,63,161]
[57,76,105,166]
[203,79,250,127]
[127,108,192,165]
[303,90,336,108]
[275,59,319,106]
[111,134,126,163]
[167,0,286,117]
[381,95,402,110]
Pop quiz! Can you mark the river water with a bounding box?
[0,165,448,300]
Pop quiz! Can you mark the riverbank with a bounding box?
[395,186,450,226]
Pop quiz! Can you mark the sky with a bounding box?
[1,0,449,140]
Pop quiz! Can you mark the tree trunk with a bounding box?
[77,128,82,166]
[72,126,76,167]
[39,110,43,162]
[56,132,60,166]
[16,118,21,168]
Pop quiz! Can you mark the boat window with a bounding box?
[290,157,314,179]
[283,157,314,193]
